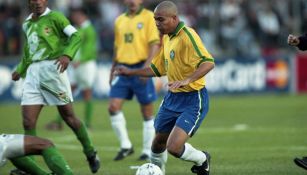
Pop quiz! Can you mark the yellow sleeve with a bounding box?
[184,28,214,68]
[150,47,166,77]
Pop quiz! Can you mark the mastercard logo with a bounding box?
[266,60,289,88]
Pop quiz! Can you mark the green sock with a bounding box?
[85,100,93,128]
[42,146,73,175]
[10,157,49,175]
[74,123,95,155]
[24,129,36,160]
[25,129,37,136]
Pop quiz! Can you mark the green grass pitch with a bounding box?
[0,94,307,175]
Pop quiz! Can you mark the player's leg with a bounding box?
[1,134,49,175]
[172,88,210,175]
[22,105,43,136]
[139,103,155,160]
[109,75,134,161]
[57,104,100,173]
[167,127,209,175]
[134,77,157,161]
[82,88,93,128]
[77,61,97,128]
[108,98,134,161]
[23,136,73,175]
[151,133,168,175]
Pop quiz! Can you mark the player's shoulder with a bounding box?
[140,8,155,19]
[181,26,199,39]
[48,10,67,19]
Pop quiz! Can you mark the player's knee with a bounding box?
[42,138,54,148]
[108,103,120,115]
[166,142,182,158]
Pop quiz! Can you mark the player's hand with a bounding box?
[55,56,70,73]
[288,34,300,46]
[168,79,190,91]
[114,65,131,76]
[12,71,21,81]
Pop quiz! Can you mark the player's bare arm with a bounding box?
[115,66,155,77]
[168,62,214,90]
[143,43,160,68]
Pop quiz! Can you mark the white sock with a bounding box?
[151,150,167,175]
[180,143,206,166]
[110,111,132,149]
[142,118,155,156]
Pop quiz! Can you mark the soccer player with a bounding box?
[46,7,98,130]
[108,0,160,161]
[288,33,307,171]
[11,0,100,173]
[115,1,214,175]
[0,134,73,175]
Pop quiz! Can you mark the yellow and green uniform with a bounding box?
[150,22,214,92]
[152,22,214,136]
[114,7,160,65]
[16,8,81,77]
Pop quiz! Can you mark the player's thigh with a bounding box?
[109,76,133,100]
[154,105,178,133]
[75,61,97,89]
[39,62,73,105]
[21,65,46,105]
[176,88,209,136]
[133,77,157,104]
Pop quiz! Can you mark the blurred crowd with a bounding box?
[1,0,307,59]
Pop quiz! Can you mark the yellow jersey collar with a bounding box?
[168,21,185,39]
[125,6,144,16]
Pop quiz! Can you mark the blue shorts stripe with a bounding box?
[188,91,202,135]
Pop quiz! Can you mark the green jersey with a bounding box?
[16,8,81,77]
[74,20,98,63]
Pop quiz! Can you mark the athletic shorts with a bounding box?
[0,134,24,167]
[154,88,209,137]
[21,60,73,105]
[109,62,157,104]
[68,60,97,90]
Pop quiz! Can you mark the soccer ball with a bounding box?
[136,163,163,175]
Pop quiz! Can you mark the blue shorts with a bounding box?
[109,62,157,104]
[154,88,209,137]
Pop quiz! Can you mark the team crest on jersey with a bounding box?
[43,26,52,36]
[170,50,175,60]
[137,22,143,30]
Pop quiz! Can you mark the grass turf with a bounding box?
[0,94,306,175]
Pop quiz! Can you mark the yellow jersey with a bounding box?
[150,22,214,92]
[114,7,160,65]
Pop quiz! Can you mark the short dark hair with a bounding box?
[70,7,88,15]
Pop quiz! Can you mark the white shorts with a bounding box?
[0,134,24,167]
[21,60,73,105]
[68,60,97,90]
